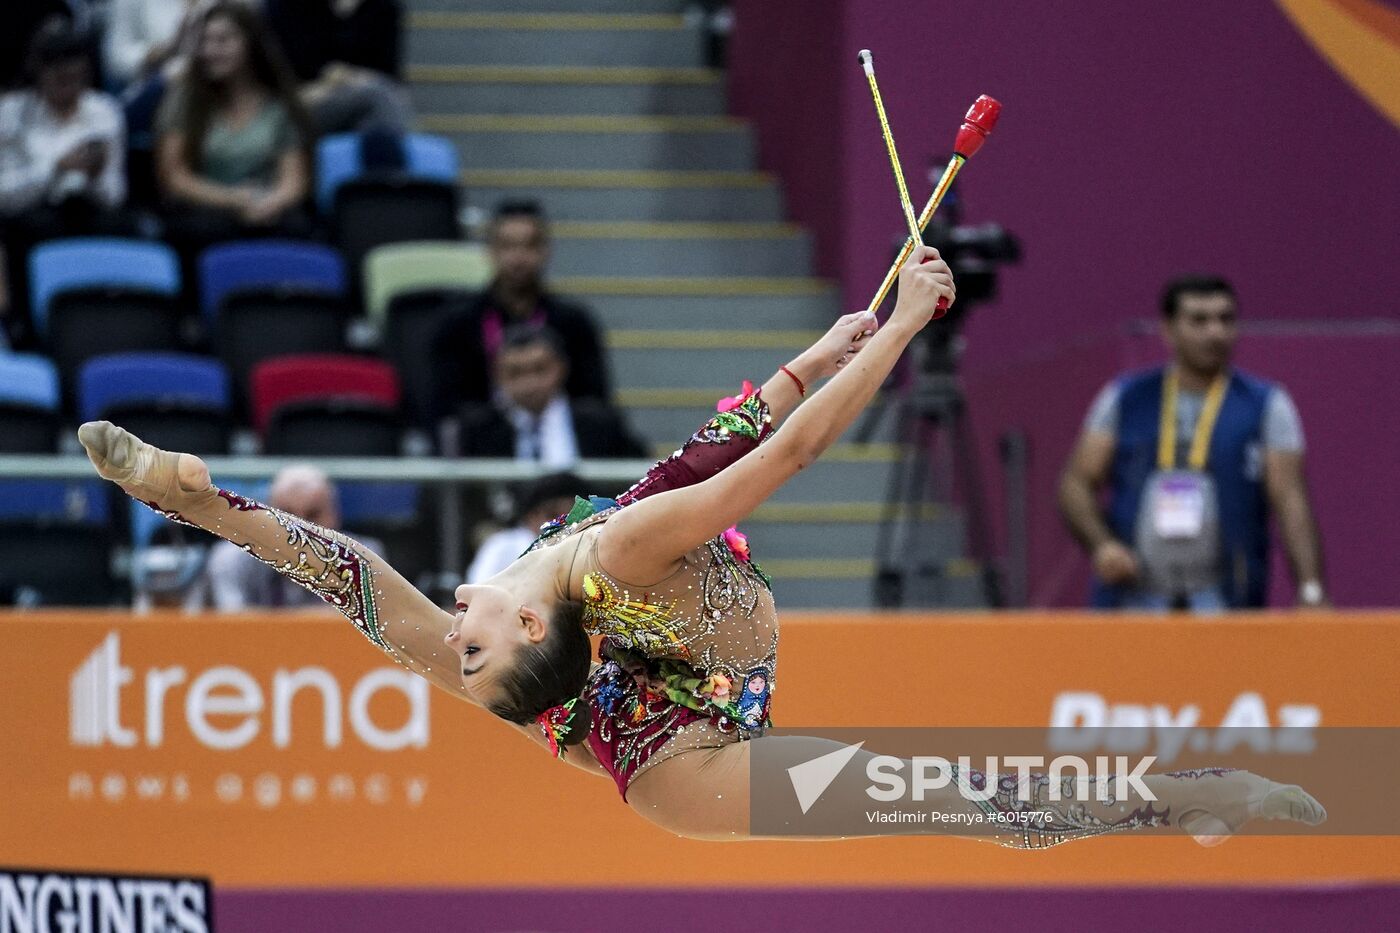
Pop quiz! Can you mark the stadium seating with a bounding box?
[333,178,461,279]
[363,241,491,324]
[249,353,401,435]
[380,289,468,429]
[216,291,351,406]
[28,239,180,338]
[265,400,402,456]
[198,240,347,324]
[78,353,233,454]
[0,523,116,606]
[315,132,459,214]
[0,354,61,453]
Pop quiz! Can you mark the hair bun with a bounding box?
[536,697,591,757]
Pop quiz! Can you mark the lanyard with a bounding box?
[1157,368,1227,471]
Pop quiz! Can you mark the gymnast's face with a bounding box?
[444,583,546,702]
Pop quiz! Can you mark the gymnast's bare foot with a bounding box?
[1174,770,1326,847]
[78,421,212,512]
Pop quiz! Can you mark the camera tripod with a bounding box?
[859,339,1004,609]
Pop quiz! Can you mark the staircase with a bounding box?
[403,0,986,608]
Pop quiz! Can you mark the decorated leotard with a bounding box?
[525,383,778,797]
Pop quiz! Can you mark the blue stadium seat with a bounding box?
[0,480,110,524]
[405,133,459,185]
[28,239,180,338]
[339,482,420,527]
[198,241,347,324]
[78,353,230,422]
[0,354,60,411]
[0,354,61,453]
[315,132,460,213]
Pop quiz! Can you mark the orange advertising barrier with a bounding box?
[2,610,1398,888]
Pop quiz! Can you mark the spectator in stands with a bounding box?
[457,325,646,465]
[131,529,211,613]
[155,0,313,252]
[0,19,127,345]
[0,1,84,90]
[104,0,195,88]
[466,471,582,584]
[265,0,410,135]
[431,200,612,422]
[205,465,385,610]
[265,0,402,82]
[1058,275,1327,611]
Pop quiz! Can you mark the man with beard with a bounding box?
[1058,276,1326,611]
[430,200,611,424]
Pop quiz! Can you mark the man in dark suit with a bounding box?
[430,199,610,424]
[458,325,646,464]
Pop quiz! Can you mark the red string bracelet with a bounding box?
[779,365,806,397]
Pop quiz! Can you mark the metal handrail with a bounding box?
[0,455,658,596]
[0,455,654,483]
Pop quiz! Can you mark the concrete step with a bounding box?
[407,13,704,68]
[617,387,900,446]
[770,573,879,609]
[742,506,965,562]
[551,222,811,278]
[464,170,784,223]
[421,114,754,171]
[608,329,812,388]
[564,285,840,330]
[408,0,686,15]
[768,565,989,609]
[407,66,724,116]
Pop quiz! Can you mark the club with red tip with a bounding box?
[864,94,1002,317]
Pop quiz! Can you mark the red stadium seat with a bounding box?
[249,354,401,436]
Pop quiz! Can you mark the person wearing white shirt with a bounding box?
[0,23,125,216]
[103,0,193,87]
[0,20,127,343]
[456,325,648,463]
[466,472,582,584]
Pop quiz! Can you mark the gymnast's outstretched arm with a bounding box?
[602,245,955,582]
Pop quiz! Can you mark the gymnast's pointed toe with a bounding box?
[1261,784,1326,826]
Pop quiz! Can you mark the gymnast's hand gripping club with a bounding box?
[863,94,1002,317]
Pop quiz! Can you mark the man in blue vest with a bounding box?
[1058,276,1327,610]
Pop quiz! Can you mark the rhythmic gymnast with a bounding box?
[79,247,1324,846]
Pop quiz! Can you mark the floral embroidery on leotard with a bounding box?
[702,383,769,444]
[531,495,619,551]
[584,653,698,775]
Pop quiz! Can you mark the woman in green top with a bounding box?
[156,1,313,245]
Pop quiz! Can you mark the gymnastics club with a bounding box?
[864,94,1002,317]
[857,50,923,248]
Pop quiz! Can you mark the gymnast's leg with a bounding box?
[626,736,1325,846]
[78,421,466,697]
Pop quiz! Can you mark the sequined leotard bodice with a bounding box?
[526,386,778,796]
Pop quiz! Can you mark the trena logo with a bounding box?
[786,741,865,814]
[69,632,430,751]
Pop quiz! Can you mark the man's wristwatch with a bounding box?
[1298,580,1326,607]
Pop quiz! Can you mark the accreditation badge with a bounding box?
[1148,471,1213,539]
